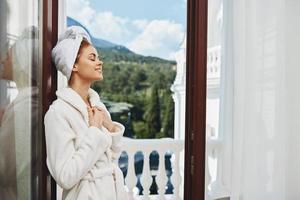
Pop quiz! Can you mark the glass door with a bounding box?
[0,0,46,199]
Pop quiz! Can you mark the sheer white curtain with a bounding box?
[224,0,300,199]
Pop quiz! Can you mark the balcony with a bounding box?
[120,129,229,200]
[121,138,184,200]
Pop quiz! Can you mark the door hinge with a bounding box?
[190,155,194,175]
[191,131,194,141]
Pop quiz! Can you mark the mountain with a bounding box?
[67,17,175,64]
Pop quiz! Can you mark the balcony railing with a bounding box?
[121,129,230,200]
[206,126,230,200]
[207,46,221,94]
[121,138,184,200]
[207,46,221,79]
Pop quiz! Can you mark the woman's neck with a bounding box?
[68,78,91,106]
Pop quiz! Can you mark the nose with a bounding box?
[97,60,103,66]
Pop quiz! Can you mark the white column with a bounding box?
[170,36,186,199]
[171,36,186,140]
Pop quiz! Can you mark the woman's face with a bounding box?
[73,45,103,82]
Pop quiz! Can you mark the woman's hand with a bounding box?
[87,106,104,128]
[94,107,119,132]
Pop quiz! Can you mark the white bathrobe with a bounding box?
[0,87,37,200]
[44,87,128,200]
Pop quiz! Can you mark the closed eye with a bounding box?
[88,53,98,61]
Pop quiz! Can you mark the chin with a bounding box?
[96,75,103,81]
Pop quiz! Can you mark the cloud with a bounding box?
[66,0,95,26]
[67,0,131,44]
[128,20,185,59]
[67,0,186,59]
[132,19,149,30]
[89,12,132,45]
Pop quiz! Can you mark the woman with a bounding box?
[44,26,128,200]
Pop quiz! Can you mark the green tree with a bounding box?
[162,94,175,138]
[133,121,148,138]
[144,84,161,138]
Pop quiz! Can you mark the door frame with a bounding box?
[40,0,58,199]
[184,0,208,199]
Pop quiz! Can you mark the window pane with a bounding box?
[0,0,40,199]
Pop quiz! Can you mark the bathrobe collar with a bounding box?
[56,87,105,124]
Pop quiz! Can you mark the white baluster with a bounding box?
[125,151,137,200]
[121,138,185,199]
[156,150,168,200]
[171,150,182,200]
[140,151,152,200]
[206,142,212,200]
[209,140,227,199]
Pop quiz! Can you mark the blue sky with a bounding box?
[89,0,187,25]
[66,0,187,60]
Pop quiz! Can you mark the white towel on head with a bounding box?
[11,26,39,86]
[51,26,92,81]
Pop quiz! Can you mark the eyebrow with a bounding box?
[88,53,100,59]
[89,53,97,57]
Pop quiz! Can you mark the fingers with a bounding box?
[94,107,105,113]
[93,107,107,118]
[92,107,105,120]
[92,107,113,131]
[87,106,95,127]
[87,106,107,128]
[87,107,93,117]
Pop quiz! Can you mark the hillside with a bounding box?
[67,17,176,65]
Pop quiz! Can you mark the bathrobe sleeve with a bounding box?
[98,104,125,160]
[44,108,110,190]
[107,121,125,161]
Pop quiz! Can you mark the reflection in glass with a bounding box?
[0,0,40,199]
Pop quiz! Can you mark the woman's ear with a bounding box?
[72,64,79,72]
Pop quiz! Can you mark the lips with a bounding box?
[95,68,102,73]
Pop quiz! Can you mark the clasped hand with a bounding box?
[87,106,115,132]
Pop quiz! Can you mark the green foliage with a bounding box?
[91,47,176,139]
[132,121,148,139]
[144,84,161,138]
[98,46,176,65]
[162,92,175,138]
[155,131,166,139]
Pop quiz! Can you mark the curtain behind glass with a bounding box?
[225,0,300,199]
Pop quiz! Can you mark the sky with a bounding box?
[66,0,187,60]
